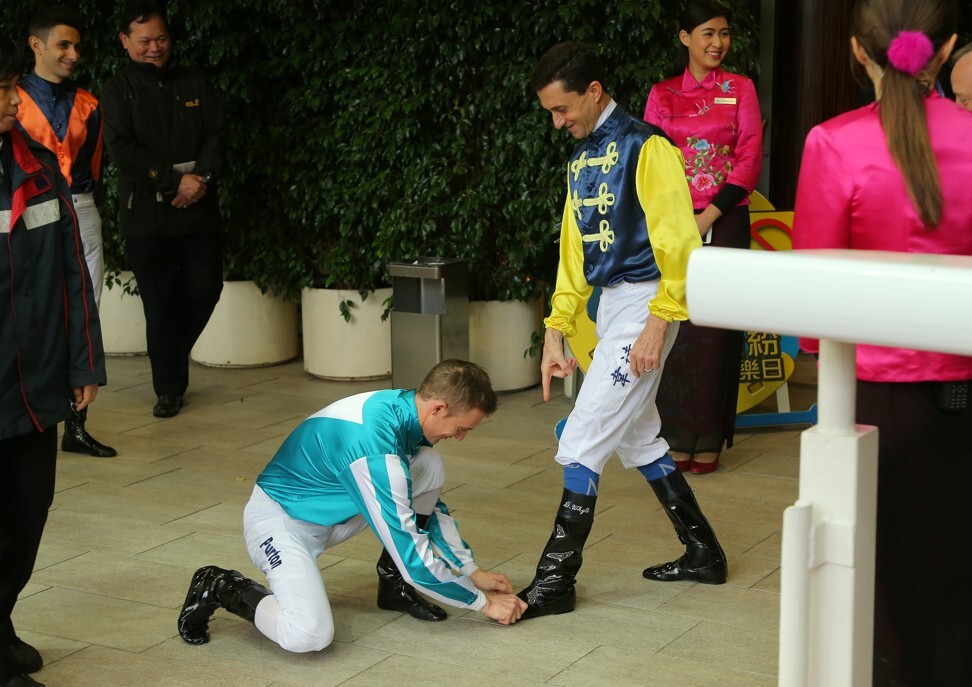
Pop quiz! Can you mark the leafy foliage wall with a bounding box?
[1,0,759,301]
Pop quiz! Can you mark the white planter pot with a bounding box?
[99,271,147,356]
[302,287,392,380]
[191,280,298,367]
[469,298,542,392]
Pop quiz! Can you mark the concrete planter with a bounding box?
[99,271,147,356]
[191,280,298,367]
[302,286,392,380]
[469,298,542,392]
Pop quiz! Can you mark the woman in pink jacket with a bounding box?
[793,0,971,683]
[644,1,763,474]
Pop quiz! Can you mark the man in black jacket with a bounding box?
[1,35,106,687]
[101,1,225,418]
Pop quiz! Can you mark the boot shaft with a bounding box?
[216,570,270,623]
[648,472,724,553]
[534,489,597,578]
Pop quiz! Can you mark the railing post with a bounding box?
[684,248,972,687]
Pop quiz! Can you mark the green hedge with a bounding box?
[3,0,758,301]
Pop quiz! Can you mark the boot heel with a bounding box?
[692,561,728,584]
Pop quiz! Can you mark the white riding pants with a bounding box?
[242,447,445,652]
[556,280,679,473]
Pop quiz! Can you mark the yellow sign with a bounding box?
[736,192,796,413]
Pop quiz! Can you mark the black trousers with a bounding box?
[0,428,57,681]
[858,381,972,686]
[126,228,223,397]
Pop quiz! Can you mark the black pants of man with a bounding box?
[126,228,223,398]
[0,428,56,683]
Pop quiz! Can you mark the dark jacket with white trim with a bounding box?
[0,128,106,440]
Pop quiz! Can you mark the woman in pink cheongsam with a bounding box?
[644,0,762,474]
[793,1,971,683]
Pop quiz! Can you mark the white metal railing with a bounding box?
[686,248,972,687]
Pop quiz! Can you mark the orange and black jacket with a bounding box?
[101,59,225,238]
[0,129,106,439]
[15,72,102,195]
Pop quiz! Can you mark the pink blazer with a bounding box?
[793,93,972,382]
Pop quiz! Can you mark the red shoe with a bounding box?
[690,452,720,475]
[670,451,692,472]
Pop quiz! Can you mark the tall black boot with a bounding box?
[376,514,447,621]
[517,488,596,620]
[178,566,270,645]
[61,404,116,457]
[643,470,727,584]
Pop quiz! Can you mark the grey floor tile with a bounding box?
[35,644,273,687]
[146,620,392,687]
[549,644,776,687]
[341,653,552,686]
[10,355,811,686]
[354,615,599,683]
[13,587,176,652]
[659,619,778,676]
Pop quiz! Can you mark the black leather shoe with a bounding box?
[8,639,41,674]
[642,552,728,584]
[178,566,225,645]
[62,404,117,457]
[517,584,576,620]
[61,422,117,457]
[376,548,446,621]
[2,674,45,687]
[377,579,448,621]
[153,395,184,418]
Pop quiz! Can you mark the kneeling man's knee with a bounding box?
[278,619,334,653]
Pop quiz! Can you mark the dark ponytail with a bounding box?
[852,0,958,227]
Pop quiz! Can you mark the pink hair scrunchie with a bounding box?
[886,30,934,76]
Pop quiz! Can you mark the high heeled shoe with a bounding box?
[670,451,693,472]
[689,452,720,475]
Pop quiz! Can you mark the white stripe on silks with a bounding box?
[347,455,469,608]
[429,508,475,569]
[308,390,377,423]
[0,199,61,234]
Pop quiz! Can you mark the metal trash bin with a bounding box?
[388,257,469,390]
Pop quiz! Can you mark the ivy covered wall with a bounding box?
[1,0,759,301]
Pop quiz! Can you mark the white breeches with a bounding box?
[556,280,679,473]
[242,447,445,653]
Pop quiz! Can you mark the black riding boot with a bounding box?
[517,488,596,620]
[643,470,727,584]
[61,404,116,457]
[376,514,447,621]
[178,566,270,645]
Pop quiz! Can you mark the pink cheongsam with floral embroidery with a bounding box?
[645,68,762,211]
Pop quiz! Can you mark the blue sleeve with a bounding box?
[337,454,486,611]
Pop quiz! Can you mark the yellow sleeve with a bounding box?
[636,136,702,322]
[543,185,592,338]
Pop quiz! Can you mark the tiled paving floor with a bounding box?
[16,352,816,686]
